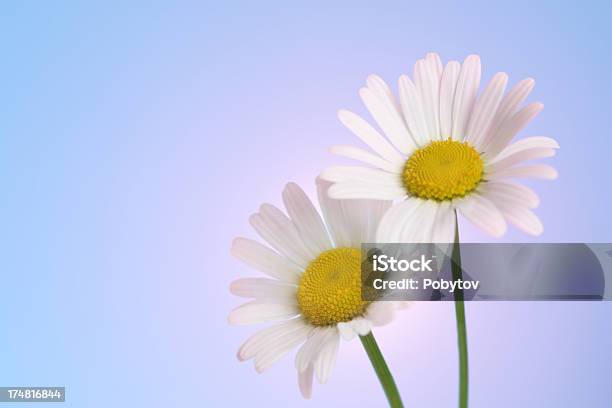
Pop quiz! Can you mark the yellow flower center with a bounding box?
[402,138,484,201]
[297,247,367,326]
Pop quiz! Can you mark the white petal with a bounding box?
[466,72,508,149]
[238,319,306,361]
[282,182,333,255]
[335,198,393,246]
[364,301,396,327]
[316,179,354,247]
[398,75,430,146]
[497,204,544,236]
[454,194,507,237]
[414,58,441,140]
[320,165,403,186]
[298,364,314,399]
[337,110,406,165]
[399,199,439,243]
[480,78,535,152]
[350,317,372,335]
[337,322,358,340]
[486,148,555,173]
[254,323,312,373]
[230,278,297,300]
[295,327,334,372]
[329,145,403,173]
[478,181,540,208]
[426,52,443,78]
[489,136,560,162]
[360,199,393,243]
[250,204,313,267]
[430,201,456,243]
[376,198,425,242]
[439,61,461,138]
[228,301,299,326]
[483,102,544,158]
[315,330,340,384]
[231,238,301,283]
[487,164,558,180]
[360,86,415,154]
[395,301,412,310]
[328,181,406,201]
[491,197,544,236]
[451,55,481,141]
[366,74,402,114]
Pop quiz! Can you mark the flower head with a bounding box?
[321,53,559,241]
[229,180,403,398]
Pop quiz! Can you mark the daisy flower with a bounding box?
[229,180,404,402]
[321,53,559,241]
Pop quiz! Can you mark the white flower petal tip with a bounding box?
[230,237,254,259]
[314,333,340,384]
[547,138,560,149]
[491,225,507,238]
[530,226,544,236]
[282,181,333,255]
[490,137,560,166]
[337,322,358,340]
[501,206,544,236]
[336,109,407,165]
[366,73,387,88]
[359,82,416,154]
[465,54,481,63]
[298,364,314,399]
[425,52,442,69]
[337,108,359,122]
[451,54,482,141]
[229,278,297,300]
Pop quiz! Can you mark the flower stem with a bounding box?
[360,332,404,408]
[451,212,469,408]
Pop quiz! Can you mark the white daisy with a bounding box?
[321,53,559,241]
[229,180,404,398]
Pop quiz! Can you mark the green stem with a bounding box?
[360,332,404,408]
[451,212,469,408]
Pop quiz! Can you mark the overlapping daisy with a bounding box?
[229,180,404,398]
[321,53,559,241]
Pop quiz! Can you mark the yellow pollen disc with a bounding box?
[297,247,367,326]
[403,138,484,201]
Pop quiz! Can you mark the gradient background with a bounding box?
[1,1,611,407]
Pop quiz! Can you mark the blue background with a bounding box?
[1,1,611,407]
